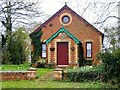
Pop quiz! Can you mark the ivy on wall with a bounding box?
[30,30,43,63]
[78,45,84,66]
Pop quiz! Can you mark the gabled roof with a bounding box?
[46,27,82,45]
[30,4,104,37]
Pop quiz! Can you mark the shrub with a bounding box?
[66,65,104,73]
[32,57,46,68]
[97,48,120,83]
[37,59,46,68]
[64,65,105,82]
[2,27,29,64]
[65,71,103,82]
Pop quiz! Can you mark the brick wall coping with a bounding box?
[27,67,36,71]
[54,68,63,71]
[0,71,36,73]
[0,68,36,73]
[1,68,37,80]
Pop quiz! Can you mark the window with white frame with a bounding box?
[86,42,92,58]
[42,43,46,58]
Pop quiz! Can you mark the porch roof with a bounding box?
[46,27,82,45]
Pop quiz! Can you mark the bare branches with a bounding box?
[94,16,120,24]
[81,2,91,16]
[74,0,118,29]
[0,0,43,32]
[94,2,117,26]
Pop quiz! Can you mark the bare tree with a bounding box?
[61,0,118,29]
[0,0,43,47]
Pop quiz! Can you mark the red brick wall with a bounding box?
[1,70,36,80]
[41,9,103,65]
[47,32,79,67]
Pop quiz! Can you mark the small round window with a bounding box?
[60,13,72,25]
[62,15,70,24]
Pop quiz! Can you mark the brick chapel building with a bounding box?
[30,4,104,68]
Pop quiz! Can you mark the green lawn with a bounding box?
[1,64,31,71]
[1,64,119,88]
[1,80,116,88]
[36,68,53,78]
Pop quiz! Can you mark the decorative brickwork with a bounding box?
[47,35,79,67]
[30,4,104,67]
[48,43,51,64]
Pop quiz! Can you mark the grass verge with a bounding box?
[2,80,118,88]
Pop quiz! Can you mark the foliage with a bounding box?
[0,0,43,62]
[104,27,120,49]
[30,30,43,64]
[65,65,104,82]
[2,27,29,64]
[78,45,84,66]
[1,64,119,88]
[36,58,46,68]
[32,58,46,68]
[65,72,103,82]
[100,26,120,84]
[66,65,104,73]
[97,48,120,83]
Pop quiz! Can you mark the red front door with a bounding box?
[57,42,68,65]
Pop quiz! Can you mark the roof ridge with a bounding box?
[30,4,104,37]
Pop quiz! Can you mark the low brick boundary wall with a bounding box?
[53,68,105,82]
[0,68,36,80]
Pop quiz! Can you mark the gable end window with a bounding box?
[42,43,46,58]
[86,42,92,58]
[60,13,72,26]
[62,15,70,24]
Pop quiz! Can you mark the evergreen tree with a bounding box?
[2,27,29,64]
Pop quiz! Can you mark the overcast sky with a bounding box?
[0,0,119,34]
[39,0,119,31]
